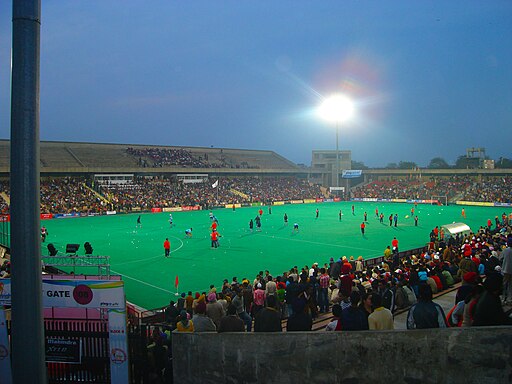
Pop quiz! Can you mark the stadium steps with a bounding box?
[65,146,85,167]
[230,189,250,200]
[0,192,9,205]
[82,183,111,204]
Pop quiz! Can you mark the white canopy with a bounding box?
[441,222,471,238]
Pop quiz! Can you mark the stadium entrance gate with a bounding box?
[0,279,129,383]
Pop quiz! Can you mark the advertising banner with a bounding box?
[290,200,303,204]
[181,206,201,211]
[0,307,12,384]
[106,211,117,215]
[54,213,81,219]
[273,201,285,206]
[303,199,315,204]
[495,202,512,207]
[251,202,263,207]
[151,208,162,213]
[456,201,494,207]
[315,198,324,203]
[41,280,126,309]
[342,170,362,178]
[0,215,9,223]
[0,280,11,306]
[108,309,129,383]
[164,207,183,212]
[224,204,242,209]
[40,213,53,220]
[324,199,334,203]
[333,198,341,202]
[45,338,82,364]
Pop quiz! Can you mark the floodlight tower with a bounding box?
[318,94,354,188]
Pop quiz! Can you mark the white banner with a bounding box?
[1,279,126,309]
[342,170,362,178]
[108,309,129,384]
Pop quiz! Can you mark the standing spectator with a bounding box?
[407,284,447,329]
[185,291,195,317]
[253,283,266,316]
[341,291,369,331]
[286,299,312,331]
[232,289,252,332]
[254,296,282,332]
[473,273,512,326]
[206,293,225,329]
[218,304,245,333]
[164,300,179,328]
[368,294,394,330]
[501,239,512,305]
[318,268,330,313]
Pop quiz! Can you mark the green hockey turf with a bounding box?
[39,202,505,309]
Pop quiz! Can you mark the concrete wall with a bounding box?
[172,327,512,384]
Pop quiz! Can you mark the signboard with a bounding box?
[0,279,128,384]
[45,338,82,364]
[342,170,362,178]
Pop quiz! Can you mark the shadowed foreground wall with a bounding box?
[172,327,512,384]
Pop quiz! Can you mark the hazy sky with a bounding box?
[1,1,511,167]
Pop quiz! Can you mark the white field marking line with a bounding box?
[258,234,383,253]
[78,259,173,293]
[110,270,175,294]
[115,235,184,266]
[79,258,209,296]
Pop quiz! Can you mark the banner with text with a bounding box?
[342,170,362,178]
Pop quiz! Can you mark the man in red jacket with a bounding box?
[163,238,171,258]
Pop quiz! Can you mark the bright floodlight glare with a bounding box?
[318,95,354,123]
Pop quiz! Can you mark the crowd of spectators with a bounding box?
[462,176,512,203]
[1,175,511,215]
[160,217,511,338]
[351,176,472,201]
[39,177,109,214]
[0,176,324,214]
[126,147,230,168]
[93,176,324,212]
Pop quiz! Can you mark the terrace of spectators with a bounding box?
[0,140,302,174]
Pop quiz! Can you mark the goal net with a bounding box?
[431,195,448,206]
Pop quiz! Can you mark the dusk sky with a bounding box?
[1,1,511,167]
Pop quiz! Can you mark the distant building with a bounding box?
[309,150,351,190]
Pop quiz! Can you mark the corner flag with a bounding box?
[212,180,219,188]
[174,275,179,289]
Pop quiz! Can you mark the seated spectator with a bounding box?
[368,293,394,330]
[192,302,216,332]
[325,304,343,331]
[176,310,194,332]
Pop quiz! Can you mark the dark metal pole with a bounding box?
[10,0,47,383]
